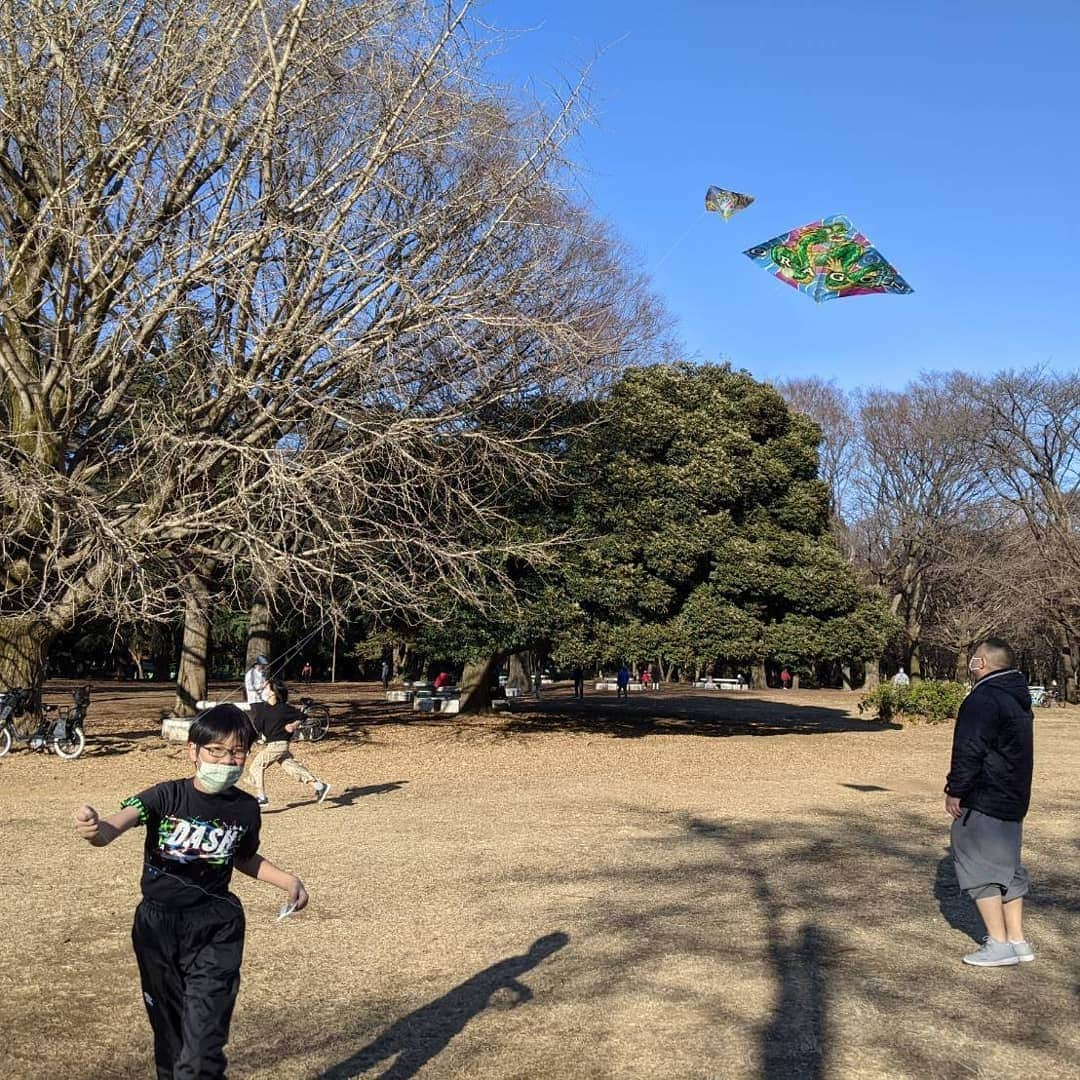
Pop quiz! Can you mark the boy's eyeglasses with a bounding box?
[200,744,248,762]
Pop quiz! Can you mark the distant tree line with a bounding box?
[781,369,1080,699]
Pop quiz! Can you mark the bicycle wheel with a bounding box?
[53,726,86,760]
[0,724,11,757]
[303,706,330,742]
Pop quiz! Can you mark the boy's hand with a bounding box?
[288,877,309,912]
[74,805,100,840]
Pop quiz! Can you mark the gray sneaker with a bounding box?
[314,782,331,804]
[962,938,1019,967]
[1010,940,1035,963]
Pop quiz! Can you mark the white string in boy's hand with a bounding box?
[74,805,100,840]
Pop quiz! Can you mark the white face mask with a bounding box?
[968,657,986,675]
[196,761,243,793]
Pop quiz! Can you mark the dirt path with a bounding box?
[1,683,1077,1079]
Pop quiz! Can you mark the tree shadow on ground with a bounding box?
[500,690,900,739]
[227,799,1078,1079]
[316,932,569,1080]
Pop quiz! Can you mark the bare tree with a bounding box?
[0,0,659,689]
[851,377,981,678]
[776,377,859,528]
[952,369,1080,697]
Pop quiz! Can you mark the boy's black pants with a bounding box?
[132,897,246,1079]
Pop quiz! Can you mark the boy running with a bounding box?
[247,682,331,807]
[73,703,308,1078]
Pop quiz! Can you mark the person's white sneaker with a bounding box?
[962,938,1019,967]
[314,782,331,804]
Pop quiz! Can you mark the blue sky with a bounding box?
[482,1,1080,390]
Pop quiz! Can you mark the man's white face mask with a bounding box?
[968,657,986,674]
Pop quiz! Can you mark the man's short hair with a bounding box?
[975,637,1015,669]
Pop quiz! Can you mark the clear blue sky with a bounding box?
[483,1,1080,390]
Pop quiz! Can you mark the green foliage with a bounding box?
[563,362,883,671]
[858,680,968,724]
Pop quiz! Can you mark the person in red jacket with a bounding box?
[779,667,792,690]
[433,670,451,691]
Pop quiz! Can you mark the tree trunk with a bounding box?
[863,656,881,691]
[246,583,275,670]
[507,652,530,692]
[0,615,56,697]
[174,571,213,717]
[841,664,853,690]
[392,641,411,681]
[954,652,968,682]
[752,659,767,689]
[1061,639,1077,704]
[792,673,800,690]
[458,654,502,714]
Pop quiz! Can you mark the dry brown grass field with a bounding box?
[1,681,1077,1080]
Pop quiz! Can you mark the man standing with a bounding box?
[944,637,1034,967]
[381,658,391,691]
[571,665,585,699]
[892,667,910,687]
[244,655,271,704]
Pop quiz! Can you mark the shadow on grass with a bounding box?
[499,690,901,739]
[322,781,409,808]
[317,932,569,1080]
[229,799,1078,1080]
[933,851,985,943]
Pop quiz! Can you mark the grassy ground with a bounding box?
[1,681,1077,1080]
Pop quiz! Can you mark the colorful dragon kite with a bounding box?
[743,214,913,302]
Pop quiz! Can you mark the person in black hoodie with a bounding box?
[944,637,1034,967]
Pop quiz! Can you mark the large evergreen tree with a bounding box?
[555,363,893,685]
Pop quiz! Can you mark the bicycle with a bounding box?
[0,685,91,759]
[294,697,330,741]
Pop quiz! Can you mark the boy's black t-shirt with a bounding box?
[249,701,305,744]
[121,779,261,909]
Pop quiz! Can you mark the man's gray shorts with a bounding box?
[951,808,1030,902]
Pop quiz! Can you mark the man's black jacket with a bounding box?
[945,669,1033,821]
[249,701,304,744]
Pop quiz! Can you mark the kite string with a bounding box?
[652,209,708,272]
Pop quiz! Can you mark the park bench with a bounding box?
[694,678,749,691]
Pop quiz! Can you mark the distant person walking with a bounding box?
[572,666,585,699]
[244,655,271,704]
[944,638,1034,967]
[247,684,331,808]
[300,660,313,683]
[381,659,391,691]
[433,670,451,692]
[616,664,630,700]
[892,667,910,687]
[779,667,792,690]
